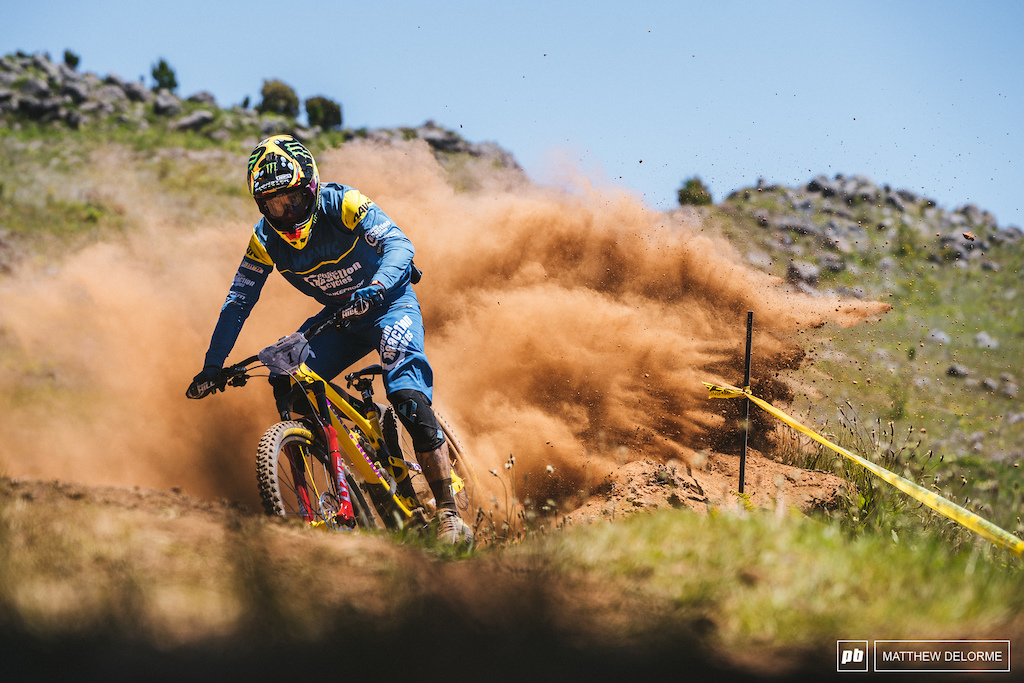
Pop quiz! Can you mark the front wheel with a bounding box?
[256,420,376,530]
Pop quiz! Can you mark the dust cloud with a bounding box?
[0,140,887,510]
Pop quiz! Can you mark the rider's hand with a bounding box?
[351,281,386,307]
[336,282,386,324]
[186,365,223,399]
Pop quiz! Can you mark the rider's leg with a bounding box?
[389,388,456,510]
[376,304,473,544]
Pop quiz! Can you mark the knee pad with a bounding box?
[389,388,445,452]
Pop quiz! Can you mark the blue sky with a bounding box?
[6,1,1023,226]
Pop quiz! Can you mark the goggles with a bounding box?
[259,188,313,226]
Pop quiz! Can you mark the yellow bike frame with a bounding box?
[288,361,420,519]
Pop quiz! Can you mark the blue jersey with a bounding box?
[204,183,417,368]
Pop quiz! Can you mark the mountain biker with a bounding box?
[186,134,472,545]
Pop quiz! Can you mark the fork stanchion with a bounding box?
[739,311,753,494]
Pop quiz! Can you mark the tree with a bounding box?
[63,50,79,70]
[305,96,342,129]
[257,79,299,118]
[677,176,713,206]
[151,58,177,93]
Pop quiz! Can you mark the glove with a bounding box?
[351,281,386,307]
[338,282,386,324]
[186,365,223,399]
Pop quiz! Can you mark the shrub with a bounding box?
[305,96,342,129]
[257,80,299,118]
[63,50,79,70]
[678,176,713,206]
[151,58,177,93]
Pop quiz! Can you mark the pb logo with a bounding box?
[837,641,869,672]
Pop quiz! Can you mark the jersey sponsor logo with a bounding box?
[302,262,363,293]
[232,273,257,289]
[380,314,414,370]
[341,190,374,230]
[246,231,275,265]
[240,260,266,274]
[222,290,250,309]
[363,220,393,247]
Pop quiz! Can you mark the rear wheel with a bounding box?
[256,421,376,530]
[381,406,478,517]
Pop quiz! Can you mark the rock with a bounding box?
[772,215,821,236]
[292,126,321,142]
[982,378,1000,392]
[819,253,845,272]
[20,77,51,98]
[59,81,89,104]
[170,110,214,131]
[93,83,128,105]
[187,91,217,107]
[895,188,920,204]
[63,109,86,129]
[990,226,1023,244]
[18,96,62,119]
[1001,382,1019,399]
[0,87,15,109]
[153,90,181,116]
[259,116,290,135]
[974,332,999,349]
[786,260,820,285]
[834,285,866,299]
[122,81,150,102]
[31,53,60,80]
[925,329,951,345]
[417,121,469,153]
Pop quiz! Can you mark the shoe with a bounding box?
[436,509,474,545]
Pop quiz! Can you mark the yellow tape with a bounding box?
[704,381,1024,557]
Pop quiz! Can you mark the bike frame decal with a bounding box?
[323,421,355,524]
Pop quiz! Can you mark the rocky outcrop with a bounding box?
[725,171,1021,300]
[0,51,521,171]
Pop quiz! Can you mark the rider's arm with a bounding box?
[334,186,415,291]
[203,232,273,368]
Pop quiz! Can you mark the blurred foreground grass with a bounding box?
[1,478,1020,679]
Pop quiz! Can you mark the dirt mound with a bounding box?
[565,449,844,526]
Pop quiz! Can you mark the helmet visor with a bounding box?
[260,187,313,225]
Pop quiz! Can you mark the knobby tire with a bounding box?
[256,420,376,530]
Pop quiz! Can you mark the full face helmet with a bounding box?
[247,134,320,249]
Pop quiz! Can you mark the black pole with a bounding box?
[739,311,753,494]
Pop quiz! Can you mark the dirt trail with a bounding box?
[0,139,886,519]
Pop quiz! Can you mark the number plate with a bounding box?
[258,332,311,374]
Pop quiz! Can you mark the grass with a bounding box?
[1,477,1019,678]
[532,507,1023,651]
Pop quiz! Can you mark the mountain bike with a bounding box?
[188,300,477,534]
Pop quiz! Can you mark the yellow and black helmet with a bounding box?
[247,134,320,249]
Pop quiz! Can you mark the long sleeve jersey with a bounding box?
[203,183,416,368]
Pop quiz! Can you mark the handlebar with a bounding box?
[189,297,380,400]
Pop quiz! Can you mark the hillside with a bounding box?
[1,51,1022,680]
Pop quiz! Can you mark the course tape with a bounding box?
[704,381,1024,557]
